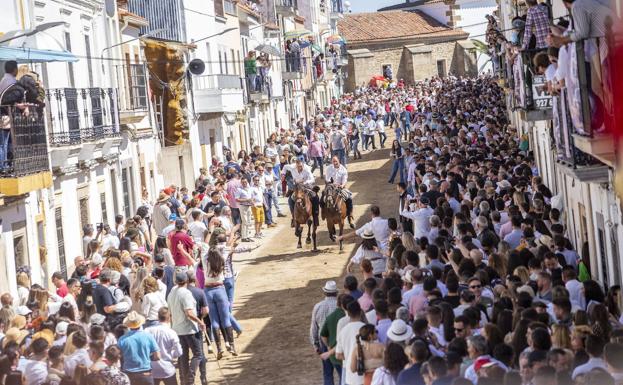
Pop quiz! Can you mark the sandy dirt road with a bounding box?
[205,144,396,385]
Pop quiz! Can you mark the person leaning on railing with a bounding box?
[0,61,28,172]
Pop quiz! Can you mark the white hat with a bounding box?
[15,306,31,316]
[386,319,414,342]
[323,280,338,293]
[55,321,68,336]
[91,253,103,266]
[361,229,375,240]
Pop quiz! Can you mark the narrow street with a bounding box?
[206,145,396,384]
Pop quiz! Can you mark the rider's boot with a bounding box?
[212,328,224,360]
[225,327,238,356]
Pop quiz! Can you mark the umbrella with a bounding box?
[284,29,312,40]
[326,35,345,44]
[299,40,312,49]
[311,44,323,54]
[254,44,282,57]
[0,28,77,63]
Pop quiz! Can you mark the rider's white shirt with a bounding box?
[289,164,315,186]
[325,164,348,187]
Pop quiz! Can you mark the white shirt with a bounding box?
[188,220,207,243]
[371,367,397,385]
[401,207,434,240]
[21,359,47,385]
[235,186,253,205]
[64,349,93,378]
[142,291,167,321]
[565,279,585,310]
[101,234,120,252]
[145,323,183,379]
[336,321,366,385]
[290,165,315,186]
[325,164,348,186]
[356,217,390,252]
[572,357,607,379]
[250,186,264,206]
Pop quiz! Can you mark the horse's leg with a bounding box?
[305,219,312,244]
[339,218,344,252]
[312,224,318,251]
[328,219,336,242]
[296,223,302,248]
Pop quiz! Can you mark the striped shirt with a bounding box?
[522,4,550,50]
[309,297,338,347]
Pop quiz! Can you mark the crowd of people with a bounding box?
[309,75,623,385]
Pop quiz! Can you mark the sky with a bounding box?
[347,0,401,13]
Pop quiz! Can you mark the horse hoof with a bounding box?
[297,244,302,249]
[329,235,336,242]
[306,239,312,245]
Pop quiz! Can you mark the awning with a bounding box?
[311,44,323,54]
[0,46,78,63]
[284,29,312,40]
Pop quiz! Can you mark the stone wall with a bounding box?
[344,39,462,92]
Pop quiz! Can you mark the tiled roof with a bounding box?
[338,10,467,44]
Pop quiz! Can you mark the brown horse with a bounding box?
[321,182,347,251]
[293,183,318,251]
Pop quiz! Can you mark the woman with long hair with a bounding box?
[15,272,30,306]
[347,231,387,277]
[141,276,166,328]
[154,235,174,266]
[589,303,613,341]
[130,267,149,313]
[388,140,405,184]
[370,342,409,384]
[605,285,621,321]
[203,248,235,359]
[350,324,385,385]
[551,324,572,349]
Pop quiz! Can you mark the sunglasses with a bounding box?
[470,285,482,289]
[454,328,464,332]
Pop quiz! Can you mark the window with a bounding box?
[214,0,225,17]
[219,51,223,74]
[64,32,75,87]
[437,60,447,78]
[178,156,186,187]
[100,192,107,225]
[85,35,94,87]
[224,51,229,75]
[12,222,28,271]
[596,213,608,287]
[231,49,236,75]
[55,208,67,279]
[79,198,89,234]
[110,169,119,215]
[205,43,212,75]
[122,168,131,218]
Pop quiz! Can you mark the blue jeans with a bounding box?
[204,286,232,329]
[394,127,402,141]
[350,139,360,158]
[320,343,341,385]
[263,191,274,225]
[0,129,10,170]
[388,158,405,184]
[223,277,243,333]
[378,132,387,147]
[311,156,324,176]
[331,148,346,166]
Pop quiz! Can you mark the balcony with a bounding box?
[508,50,553,121]
[193,74,245,113]
[46,88,121,146]
[283,53,304,80]
[0,107,52,196]
[114,64,150,125]
[275,0,298,17]
[567,37,615,167]
[330,0,344,19]
[246,77,271,103]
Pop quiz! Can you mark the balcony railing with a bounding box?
[507,50,553,116]
[114,64,149,112]
[193,74,243,90]
[45,88,121,146]
[224,0,236,15]
[0,106,50,177]
[246,75,272,102]
[330,0,343,15]
[276,0,297,8]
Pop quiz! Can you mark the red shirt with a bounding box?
[56,283,68,298]
[169,231,195,266]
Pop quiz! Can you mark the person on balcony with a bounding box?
[521,0,550,52]
[0,61,26,172]
[244,51,258,92]
[291,39,301,72]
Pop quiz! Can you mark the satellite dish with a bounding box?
[188,59,205,76]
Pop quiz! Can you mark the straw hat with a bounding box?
[322,281,338,294]
[386,319,414,342]
[157,192,170,203]
[10,315,27,330]
[32,329,54,345]
[123,311,146,329]
[361,229,375,240]
[3,327,28,348]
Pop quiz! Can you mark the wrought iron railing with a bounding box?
[114,64,149,111]
[45,88,121,146]
[276,0,297,8]
[330,0,343,14]
[0,106,50,177]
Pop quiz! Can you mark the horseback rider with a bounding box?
[284,158,319,226]
[324,156,355,229]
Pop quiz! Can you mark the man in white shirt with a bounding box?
[286,159,318,221]
[188,210,207,243]
[338,205,390,252]
[235,178,255,242]
[325,156,354,228]
[401,196,434,241]
[572,334,607,380]
[145,307,183,385]
[335,301,365,385]
[250,176,265,238]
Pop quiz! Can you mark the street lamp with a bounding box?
[190,27,237,44]
[0,21,65,45]
[100,28,166,72]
